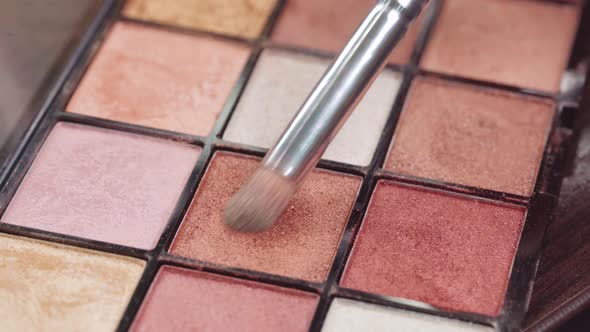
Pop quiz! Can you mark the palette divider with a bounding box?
[117,252,160,330]
[333,286,497,327]
[0,222,149,260]
[117,16,258,47]
[416,69,558,100]
[498,192,559,332]
[55,112,207,146]
[114,150,211,331]
[211,140,368,177]
[158,252,323,293]
[374,169,531,206]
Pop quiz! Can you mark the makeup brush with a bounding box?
[224,0,429,232]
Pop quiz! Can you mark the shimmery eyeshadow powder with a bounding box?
[322,298,494,332]
[131,266,318,332]
[385,77,555,196]
[0,234,144,331]
[66,22,250,136]
[1,122,200,249]
[420,0,579,92]
[271,0,425,64]
[170,151,361,281]
[123,0,276,39]
[223,49,401,166]
[341,180,526,316]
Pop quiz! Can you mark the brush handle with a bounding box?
[261,0,428,182]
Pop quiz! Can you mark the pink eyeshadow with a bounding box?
[341,180,526,316]
[131,266,319,332]
[170,151,361,282]
[271,0,424,65]
[1,122,200,249]
[420,0,579,92]
[66,21,250,136]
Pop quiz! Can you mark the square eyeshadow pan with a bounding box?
[385,77,555,196]
[123,0,277,39]
[223,49,401,166]
[170,151,361,282]
[67,21,250,136]
[1,122,200,249]
[271,0,425,64]
[131,266,318,332]
[420,0,580,92]
[341,180,526,316]
[0,234,144,331]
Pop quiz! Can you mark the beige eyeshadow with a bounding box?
[123,0,276,39]
[0,234,144,331]
[420,0,580,92]
[385,77,555,196]
[66,22,250,136]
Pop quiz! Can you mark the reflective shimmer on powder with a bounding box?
[1,122,200,249]
[271,0,424,64]
[223,49,401,166]
[386,77,555,196]
[341,181,526,316]
[170,151,361,281]
[322,298,494,332]
[0,234,144,332]
[420,0,579,92]
[67,22,250,136]
[123,0,276,39]
[131,266,318,332]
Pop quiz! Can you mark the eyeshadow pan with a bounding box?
[271,0,424,65]
[322,298,494,332]
[223,49,401,166]
[170,151,361,281]
[123,0,276,39]
[0,233,144,331]
[420,0,579,92]
[67,22,250,136]
[341,181,526,316]
[385,77,554,196]
[1,122,200,249]
[131,266,318,332]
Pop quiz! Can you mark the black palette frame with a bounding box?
[0,0,587,331]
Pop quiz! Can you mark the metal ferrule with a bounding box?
[261,0,428,183]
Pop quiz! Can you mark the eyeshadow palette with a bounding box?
[0,0,588,331]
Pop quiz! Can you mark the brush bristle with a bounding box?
[224,168,296,232]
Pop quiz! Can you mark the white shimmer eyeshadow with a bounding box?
[223,49,402,166]
[322,298,494,332]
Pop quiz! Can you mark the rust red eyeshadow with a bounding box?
[341,180,526,316]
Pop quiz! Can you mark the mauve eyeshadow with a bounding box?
[271,0,424,65]
[170,151,361,282]
[385,77,554,196]
[420,0,579,92]
[341,180,526,316]
[1,122,200,249]
[131,266,318,332]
